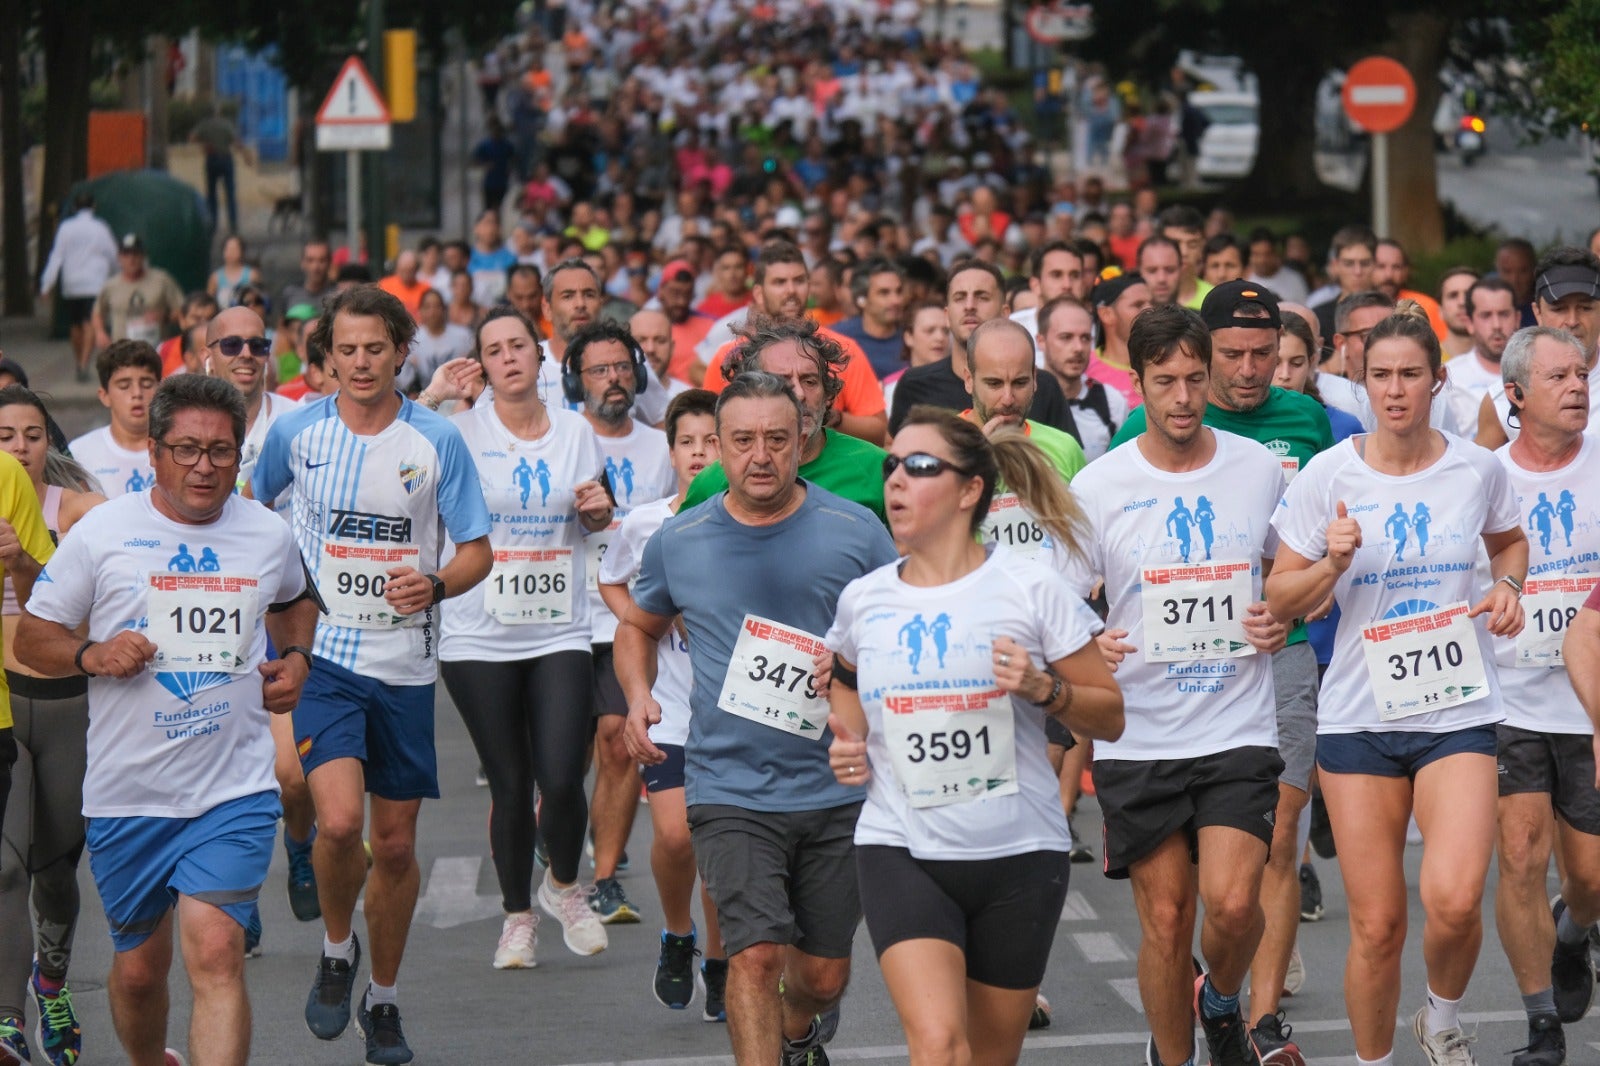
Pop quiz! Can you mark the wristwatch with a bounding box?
[426,573,447,605]
[1497,574,1524,597]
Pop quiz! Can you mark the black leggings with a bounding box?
[440,652,593,910]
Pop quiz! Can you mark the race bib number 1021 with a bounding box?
[147,573,260,674]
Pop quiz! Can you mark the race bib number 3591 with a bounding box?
[1361,601,1489,720]
[716,614,829,738]
[321,542,421,629]
[147,573,260,674]
[1140,561,1255,662]
[881,688,1018,808]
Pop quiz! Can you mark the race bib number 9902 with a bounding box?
[321,542,421,629]
[1361,601,1489,720]
[716,614,829,738]
[1140,561,1255,662]
[147,573,260,674]
[1515,575,1596,668]
[880,688,1018,808]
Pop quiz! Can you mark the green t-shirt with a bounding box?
[682,429,888,524]
[1107,387,1333,645]
[1022,419,1088,482]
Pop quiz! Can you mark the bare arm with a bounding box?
[1476,390,1509,450]
[1566,605,1600,731]
[1469,526,1528,637]
[16,610,155,679]
[260,597,318,714]
[436,536,493,599]
[834,408,888,445]
[615,603,675,764]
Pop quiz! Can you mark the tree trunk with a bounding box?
[1234,47,1330,207]
[34,6,93,283]
[147,36,171,170]
[0,0,33,314]
[1383,10,1449,254]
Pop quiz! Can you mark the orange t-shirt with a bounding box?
[668,314,714,381]
[810,306,845,328]
[703,328,886,418]
[379,276,433,317]
[1400,289,1448,346]
[158,336,187,377]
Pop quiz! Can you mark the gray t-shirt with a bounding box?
[633,481,898,812]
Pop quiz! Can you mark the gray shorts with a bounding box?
[1272,642,1318,793]
[688,802,863,958]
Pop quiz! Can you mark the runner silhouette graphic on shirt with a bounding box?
[514,458,535,508]
[534,460,552,507]
[1529,491,1557,555]
[198,547,221,572]
[1558,490,1577,548]
[619,458,635,502]
[168,544,197,572]
[931,613,952,668]
[126,468,149,494]
[899,614,929,674]
[605,457,623,503]
[1385,503,1413,561]
[1167,497,1196,563]
[1195,496,1217,561]
[1412,503,1432,558]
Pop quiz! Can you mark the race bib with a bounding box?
[321,541,422,629]
[1140,561,1255,662]
[716,614,828,738]
[584,521,620,591]
[1361,602,1489,720]
[147,573,260,674]
[982,493,1052,558]
[1515,575,1597,668]
[125,314,162,345]
[880,688,1018,809]
[484,548,574,624]
[1279,456,1300,484]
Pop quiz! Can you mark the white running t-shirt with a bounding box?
[585,420,675,644]
[598,496,692,746]
[68,426,154,499]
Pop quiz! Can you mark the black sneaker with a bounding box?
[356,991,414,1066]
[1512,1012,1566,1066]
[1250,1011,1304,1066]
[1195,975,1260,1066]
[781,1019,829,1066]
[304,935,361,1040]
[1552,896,1597,1023]
[1299,863,1324,922]
[284,828,321,922]
[1309,793,1336,858]
[1067,816,1094,863]
[816,1002,841,1044]
[653,929,700,1009]
[701,957,728,1022]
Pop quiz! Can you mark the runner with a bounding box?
[68,340,160,499]
[251,284,493,1066]
[1487,326,1600,1066]
[563,320,675,925]
[823,405,1123,1065]
[1267,303,1528,1066]
[1060,304,1289,1066]
[615,371,898,1065]
[1036,295,1126,460]
[17,374,318,1066]
[433,305,614,967]
[597,388,730,1017]
[1087,273,1152,409]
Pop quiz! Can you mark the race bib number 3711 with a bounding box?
[1140,560,1255,662]
[716,614,829,738]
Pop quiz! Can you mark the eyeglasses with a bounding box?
[882,452,975,479]
[582,361,635,380]
[157,441,240,467]
[208,336,272,358]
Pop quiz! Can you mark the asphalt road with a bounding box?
[22,685,1592,1066]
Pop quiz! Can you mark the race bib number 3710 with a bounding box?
[1361,601,1489,720]
[716,614,829,738]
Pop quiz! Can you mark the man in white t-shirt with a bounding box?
[1060,304,1288,1066]
[535,259,603,408]
[1489,326,1600,1064]
[68,340,160,498]
[1447,276,1518,399]
[19,374,317,1066]
[396,290,474,395]
[251,285,493,1066]
[1037,294,1126,459]
[1321,290,1478,438]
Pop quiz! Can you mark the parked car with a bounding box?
[1190,90,1258,180]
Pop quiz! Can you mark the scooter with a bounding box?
[1456,113,1487,166]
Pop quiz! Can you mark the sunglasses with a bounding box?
[208,335,272,358]
[882,452,975,480]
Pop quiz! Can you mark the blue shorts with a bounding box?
[1316,726,1498,779]
[87,790,280,952]
[641,743,686,793]
[294,655,439,800]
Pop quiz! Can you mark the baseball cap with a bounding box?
[1091,272,1146,308]
[774,205,804,230]
[119,233,144,253]
[1200,279,1282,331]
[284,303,319,323]
[1535,263,1600,303]
[659,259,696,282]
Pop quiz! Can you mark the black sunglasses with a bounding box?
[208,335,272,358]
[882,452,975,480]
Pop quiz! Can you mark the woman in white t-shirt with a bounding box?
[434,306,615,969]
[1266,304,1528,1065]
[824,406,1123,1066]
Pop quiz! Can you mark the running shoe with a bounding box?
[492,912,539,970]
[1194,973,1261,1066]
[0,1016,29,1066]
[1066,817,1094,864]
[1028,992,1052,1029]
[588,877,640,924]
[243,904,262,958]
[305,934,361,1040]
[1412,1006,1478,1066]
[585,831,630,872]
[781,1018,829,1066]
[284,828,320,922]
[1282,946,1305,997]
[1298,863,1323,922]
[539,872,610,954]
[1512,1013,1564,1066]
[817,1002,841,1044]
[1250,1011,1304,1066]
[652,928,699,1009]
[356,991,414,1065]
[30,965,79,1066]
[701,958,728,1022]
[1551,896,1597,1022]
[163,1051,185,1066]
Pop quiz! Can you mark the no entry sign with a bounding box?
[1342,56,1416,135]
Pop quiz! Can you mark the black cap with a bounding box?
[119,233,144,254]
[1091,272,1146,308]
[1200,279,1281,331]
[1535,264,1600,303]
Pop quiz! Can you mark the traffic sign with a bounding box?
[1341,56,1416,135]
[316,56,392,151]
[1024,3,1094,44]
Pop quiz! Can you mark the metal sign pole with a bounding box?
[347,151,361,267]
[1372,132,1389,238]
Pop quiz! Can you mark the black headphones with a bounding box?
[562,328,650,406]
[1511,383,1525,402]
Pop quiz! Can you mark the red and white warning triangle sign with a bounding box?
[318,56,390,124]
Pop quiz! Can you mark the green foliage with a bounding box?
[18,77,120,144]
[1520,0,1600,137]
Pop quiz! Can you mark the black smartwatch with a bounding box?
[426,573,447,605]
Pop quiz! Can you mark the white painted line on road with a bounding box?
[547,1010,1529,1065]
[1109,976,1144,1013]
[410,856,503,929]
[1071,931,1131,963]
[1058,889,1097,921]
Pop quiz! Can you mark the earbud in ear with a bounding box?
[1511,383,1525,402]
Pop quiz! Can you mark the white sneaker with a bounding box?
[538,872,609,956]
[165,1051,188,1066]
[1413,1006,1478,1065]
[1283,946,1305,996]
[492,911,539,969]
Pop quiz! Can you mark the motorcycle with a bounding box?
[1456,113,1487,166]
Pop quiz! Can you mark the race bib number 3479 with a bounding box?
[716,614,829,739]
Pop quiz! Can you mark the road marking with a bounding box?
[1058,889,1097,921]
[1071,931,1131,963]
[547,1011,1530,1065]
[1109,977,1144,1013]
[409,856,503,929]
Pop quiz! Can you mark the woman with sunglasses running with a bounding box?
[824,405,1124,1066]
[1267,303,1527,1066]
